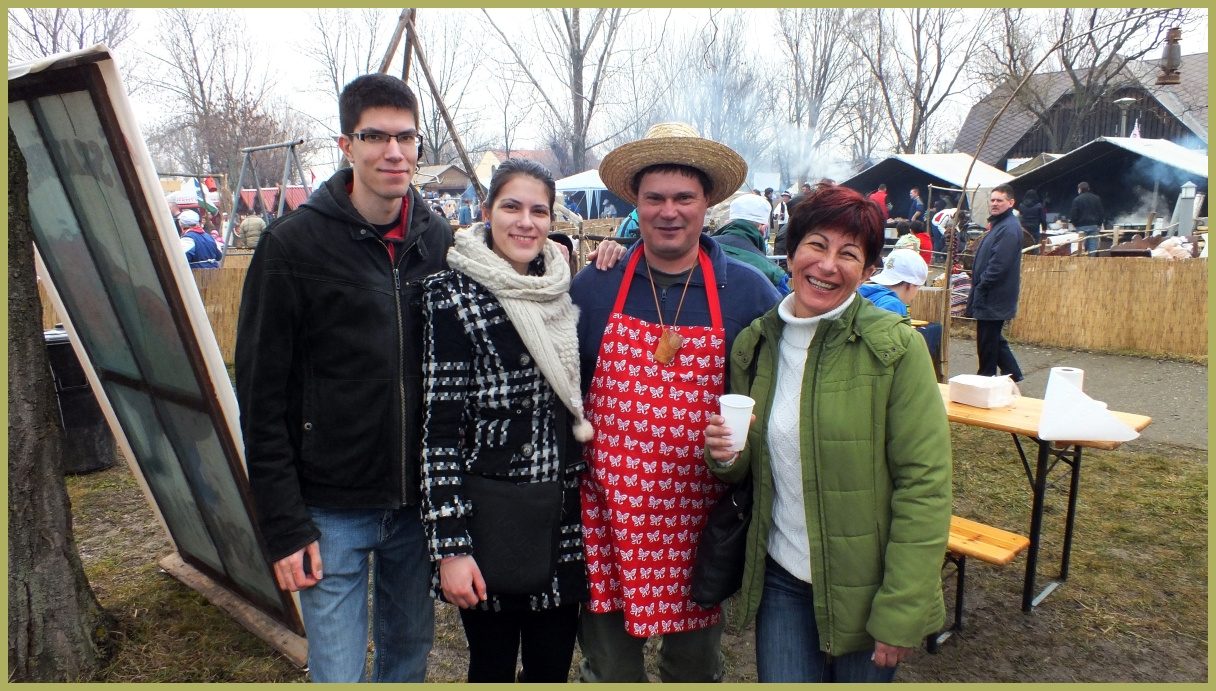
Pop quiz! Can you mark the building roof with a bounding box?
[488,149,563,176]
[954,52,1208,165]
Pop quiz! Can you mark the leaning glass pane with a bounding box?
[103,382,224,574]
[30,92,200,399]
[9,100,140,379]
[157,398,284,613]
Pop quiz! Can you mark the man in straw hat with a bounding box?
[570,123,781,682]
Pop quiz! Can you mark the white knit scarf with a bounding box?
[445,224,594,442]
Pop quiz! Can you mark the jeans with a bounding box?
[975,319,1023,382]
[915,322,944,380]
[1078,225,1099,253]
[755,558,897,683]
[299,506,434,682]
[577,608,725,683]
[459,604,580,682]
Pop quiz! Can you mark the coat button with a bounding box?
[522,398,533,407]
[520,443,535,458]
[360,229,367,235]
[303,422,313,431]
[519,353,532,366]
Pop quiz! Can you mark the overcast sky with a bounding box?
[121,8,1208,181]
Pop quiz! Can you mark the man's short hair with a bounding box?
[339,74,421,134]
[878,183,887,191]
[911,187,920,196]
[993,183,1016,201]
[1078,181,1090,193]
[631,163,713,200]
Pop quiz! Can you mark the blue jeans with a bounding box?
[755,558,897,683]
[1078,225,1099,253]
[299,506,434,682]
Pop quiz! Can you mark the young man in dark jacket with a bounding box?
[965,183,1024,382]
[235,73,452,682]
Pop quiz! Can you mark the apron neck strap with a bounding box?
[612,245,722,332]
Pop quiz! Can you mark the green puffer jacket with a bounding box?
[710,296,951,654]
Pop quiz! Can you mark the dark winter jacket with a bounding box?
[965,208,1021,321]
[1069,192,1104,228]
[711,220,790,294]
[420,269,588,611]
[569,234,781,394]
[1017,201,1047,240]
[235,168,453,562]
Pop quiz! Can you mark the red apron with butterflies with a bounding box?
[580,247,728,637]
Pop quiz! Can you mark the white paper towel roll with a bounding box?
[1049,367,1084,392]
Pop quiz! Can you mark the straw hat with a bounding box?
[599,122,747,207]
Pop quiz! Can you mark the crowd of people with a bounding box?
[230,72,1052,684]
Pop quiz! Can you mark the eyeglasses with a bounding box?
[345,131,423,147]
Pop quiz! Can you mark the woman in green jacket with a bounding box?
[705,185,951,682]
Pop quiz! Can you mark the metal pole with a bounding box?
[293,144,312,197]
[1119,109,1128,137]
[224,155,251,249]
[241,138,305,154]
[408,14,484,204]
[276,146,293,218]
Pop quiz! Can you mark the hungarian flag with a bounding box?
[189,178,218,214]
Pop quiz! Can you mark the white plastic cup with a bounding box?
[719,394,756,452]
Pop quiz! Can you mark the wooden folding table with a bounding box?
[938,384,1152,612]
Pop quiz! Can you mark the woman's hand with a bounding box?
[872,641,914,668]
[439,555,486,608]
[705,413,752,464]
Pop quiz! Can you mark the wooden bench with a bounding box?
[926,516,1030,653]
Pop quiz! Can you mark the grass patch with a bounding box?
[67,424,1207,682]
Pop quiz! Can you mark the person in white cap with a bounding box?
[858,248,926,317]
[711,194,790,293]
[859,249,943,378]
[177,209,222,268]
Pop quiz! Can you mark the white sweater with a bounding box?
[765,292,855,583]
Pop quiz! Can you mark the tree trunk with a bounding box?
[8,126,112,681]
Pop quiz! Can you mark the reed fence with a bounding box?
[39,255,1206,364]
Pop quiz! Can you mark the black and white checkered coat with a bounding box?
[420,269,588,611]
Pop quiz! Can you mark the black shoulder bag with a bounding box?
[690,472,753,608]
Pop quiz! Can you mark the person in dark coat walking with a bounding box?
[965,184,1023,381]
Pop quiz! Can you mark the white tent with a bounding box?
[555,169,607,191]
[555,169,629,220]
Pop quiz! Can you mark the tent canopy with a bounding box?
[1011,137,1207,223]
[841,153,1013,213]
[555,169,607,192]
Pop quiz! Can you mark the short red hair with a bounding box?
[787,185,885,267]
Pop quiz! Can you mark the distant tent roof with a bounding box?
[556,169,606,192]
[1011,137,1207,189]
[1006,153,1063,177]
[1010,137,1207,223]
[840,153,1012,195]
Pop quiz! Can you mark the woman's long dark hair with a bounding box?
[485,157,557,220]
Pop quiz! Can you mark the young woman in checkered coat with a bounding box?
[420,158,595,683]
